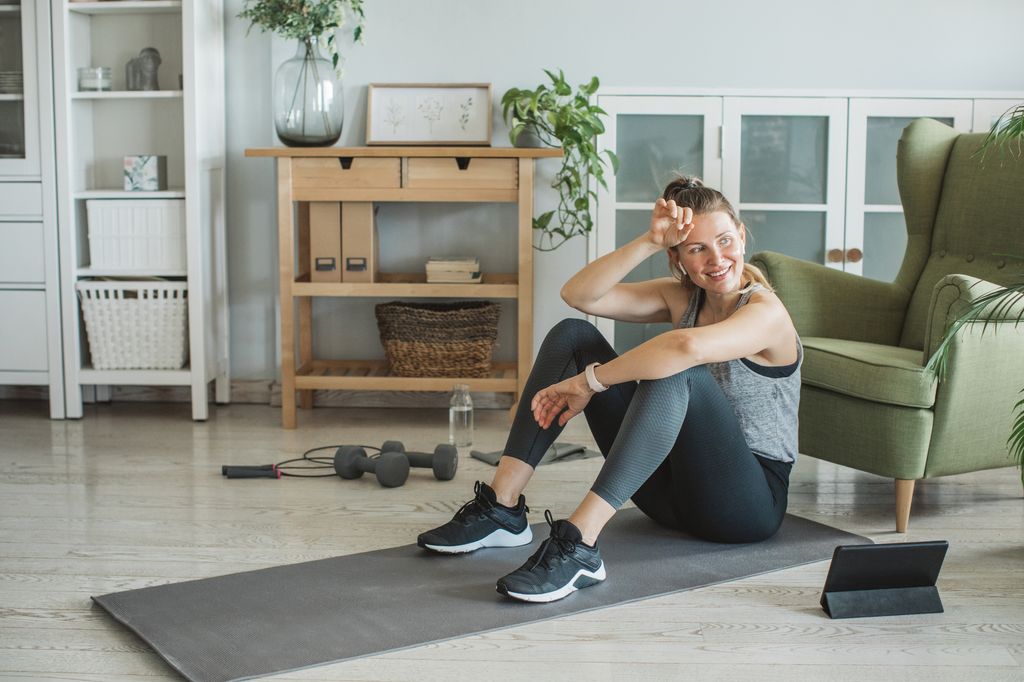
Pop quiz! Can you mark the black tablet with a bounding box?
[820,540,949,618]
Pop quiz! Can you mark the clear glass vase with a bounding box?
[273,39,344,147]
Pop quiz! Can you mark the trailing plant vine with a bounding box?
[502,69,618,251]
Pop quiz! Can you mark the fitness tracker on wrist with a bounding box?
[585,362,609,393]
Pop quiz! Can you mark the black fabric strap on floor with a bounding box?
[93,509,870,682]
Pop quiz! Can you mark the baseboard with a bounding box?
[0,380,514,409]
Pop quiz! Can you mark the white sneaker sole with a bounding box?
[501,562,607,603]
[422,524,533,554]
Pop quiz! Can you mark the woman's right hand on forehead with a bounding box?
[648,198,694,249]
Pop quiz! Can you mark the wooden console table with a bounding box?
[245,146,562,428]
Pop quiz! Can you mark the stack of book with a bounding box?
[426,256,482,283]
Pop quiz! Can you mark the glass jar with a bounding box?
[78,67,112,92]
[273,39,344,147]
[449,384,474,448]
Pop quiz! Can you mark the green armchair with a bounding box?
[751,117,1024,532]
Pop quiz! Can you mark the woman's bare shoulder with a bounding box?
[652,277,692,326]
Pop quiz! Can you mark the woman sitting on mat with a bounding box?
[417,176,802,603]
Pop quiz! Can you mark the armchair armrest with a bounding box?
[924,273,1024,361]
[750,251,910,344]
[922,273,1024,477]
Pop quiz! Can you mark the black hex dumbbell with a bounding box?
[334,446,409,488]
[380,441,458,481]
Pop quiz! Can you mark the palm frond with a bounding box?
[976,103,1024,161]
[1010,390,1024,488]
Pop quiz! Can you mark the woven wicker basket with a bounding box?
[375,301,500,377]
[77,280,188,370]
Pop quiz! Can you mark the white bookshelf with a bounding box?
[51,0,229,420]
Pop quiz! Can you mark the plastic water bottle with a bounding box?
[449,384,474,447]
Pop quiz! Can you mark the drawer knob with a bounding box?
[339,157,354,170]
[827,248,844,263]
[455,157,471,171]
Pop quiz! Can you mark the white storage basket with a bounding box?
[77,280,188,370]
[86,199,186,271]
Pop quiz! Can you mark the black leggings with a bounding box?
[503,318,791,544]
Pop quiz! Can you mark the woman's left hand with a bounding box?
[531,373,595,429]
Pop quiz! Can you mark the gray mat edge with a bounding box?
[90,519,873,682]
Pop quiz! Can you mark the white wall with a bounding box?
[224,0,1024,380]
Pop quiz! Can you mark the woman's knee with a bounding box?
[540,318,603,352]
[634,364,708,399]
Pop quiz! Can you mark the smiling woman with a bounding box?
[414,175,804,604]
[662,176,773,299]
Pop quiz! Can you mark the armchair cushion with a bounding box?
[802,337,937,409]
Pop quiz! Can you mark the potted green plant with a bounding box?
[238,0,366,146]
[502,69,618,251]
[927,104,1024,485]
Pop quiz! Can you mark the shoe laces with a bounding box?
[453,481,528,531]
[528,510,577,570]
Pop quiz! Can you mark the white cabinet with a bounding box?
[596,90,1023,351]
[845,98,972,281]
[0,0,39,176]
[722,97,848,273]
[0,0,64,418]
[51,0,229,420]
[594,96,722,353]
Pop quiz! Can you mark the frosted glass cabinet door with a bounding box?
[722,98,847,271]
[595,96,722,353]
[846,99,971,280]
[0,0,39,175]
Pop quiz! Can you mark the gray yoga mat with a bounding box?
[93,509,869,682]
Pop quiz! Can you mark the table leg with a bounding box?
[278,158,297,428]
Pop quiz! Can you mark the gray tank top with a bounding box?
[678,285,802,463]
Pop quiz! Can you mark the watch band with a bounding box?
[585,362,609,393]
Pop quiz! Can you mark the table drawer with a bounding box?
[403,158,518,190]
[0,290,48,371]
[0,182,43,217]
[292,157,401,191]
[0,223,45,283]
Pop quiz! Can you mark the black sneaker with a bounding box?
[495,510,606,603]
[417,481,532,554]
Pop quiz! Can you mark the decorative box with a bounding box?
[124,155,168,191]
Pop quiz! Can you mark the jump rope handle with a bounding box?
[222,465,280,479]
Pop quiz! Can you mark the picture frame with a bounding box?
[366,83,492,146]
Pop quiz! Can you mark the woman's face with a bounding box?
[672,211,746,294]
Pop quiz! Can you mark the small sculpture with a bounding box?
[126,47,161,91]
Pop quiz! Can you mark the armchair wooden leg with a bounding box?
[895,479,916,533]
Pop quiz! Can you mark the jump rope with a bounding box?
[220,444,382,479]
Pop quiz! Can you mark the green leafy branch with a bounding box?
[238,0,365,73]
[502,69,619,251]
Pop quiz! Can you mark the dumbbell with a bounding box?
[380,441,458,481]
[333,446,409,488]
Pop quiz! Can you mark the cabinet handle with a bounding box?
[846,248,863,263]
[827,248,844,263]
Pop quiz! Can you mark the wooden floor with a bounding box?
[1,400,1022,681]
